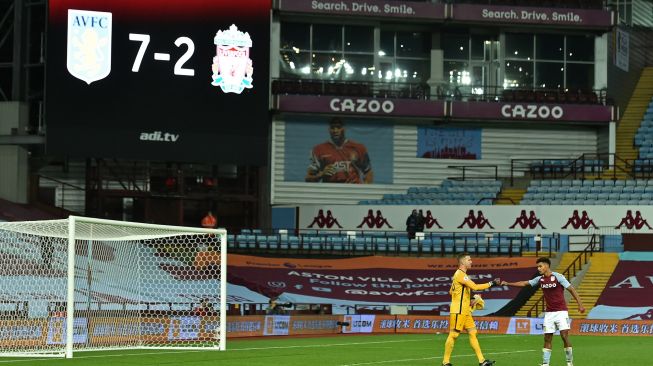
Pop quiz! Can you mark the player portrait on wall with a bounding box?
[305,117,374,184]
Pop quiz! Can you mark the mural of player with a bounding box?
[305,118,373,184]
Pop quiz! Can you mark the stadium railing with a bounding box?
[272,79,609,106]
[228,229,561,258]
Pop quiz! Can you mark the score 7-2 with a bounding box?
[128,33,195,76]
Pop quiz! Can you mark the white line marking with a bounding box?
[0,335,517,363]
[154,53,170,61]
[340,349,538,366]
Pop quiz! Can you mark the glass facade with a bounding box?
[280,22,596,92]
[504,33,595,90]
[280,22,430,83]
[280,23,376,81]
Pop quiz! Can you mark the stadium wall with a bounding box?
[271,118,597,204]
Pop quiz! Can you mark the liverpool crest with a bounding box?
[66,9,112,85]
[211,24,253,94]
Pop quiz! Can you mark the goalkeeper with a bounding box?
[441,253,499,366]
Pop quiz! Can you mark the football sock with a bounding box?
[468,330,485,363]
[443,332,459,364]
[543,348,552,364]
[565,347,573,362]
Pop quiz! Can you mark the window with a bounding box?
[566,64,594,90]
[279,50,311,78]
[504,61,533,88]
[380,30,431,83]
[280,22,376,81]
[566,35,595,62]
[536,62,564,89]
[536,34,564,61]
[505,33,533,60]
[280,23,310,51]
[443,33,469,60]
[313,24,342,51]
[444,61,470,85]
[396,32,430,58]
[503,32,595,91]
[345,26,374,53]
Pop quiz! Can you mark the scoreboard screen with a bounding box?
[46,0,270,163]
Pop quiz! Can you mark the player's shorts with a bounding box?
[449,313,475,332]
[543,311,571,333]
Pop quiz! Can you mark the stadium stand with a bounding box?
[521,179,653,205]
[633,97,653,175]
[359,179,502,205]
[228,228,560,257]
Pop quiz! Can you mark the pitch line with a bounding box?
[0,335,516,363]
[340,349,538,366]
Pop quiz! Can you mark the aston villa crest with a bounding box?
[67,9,112,85]
[211,24,253,94]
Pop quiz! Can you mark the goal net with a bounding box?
[0,216,227,358]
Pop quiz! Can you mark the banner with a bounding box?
[0,319,48,348]
[342,315,376,334]
[283,118,393,184]
[417,127,482,160]
[450,102,614,123]
[588,259,653,320]
[277,95,447,118]
[298,205,653,234]
[264,315,290,336]
[572,319,653,336]
[452,4,613,28]
[2,316,649,344]
[288,315,341,336]
[615,27,630,72]
[277,0,445,20]
[228,316,264,338]
[226,254,536,312]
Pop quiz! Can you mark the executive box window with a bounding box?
[442,33,469,60]
[536,34,564,60]
[280,22,376,81]
[566,64,595,90]
[345,26,374,53]
[566,35,595,62]
[504,32,596,91]
[379,30,431,82]
[442,32,500,93]
[504,34,533,60]
[504,61,533,88]
[279,23,430,83]
[535,62,564,89]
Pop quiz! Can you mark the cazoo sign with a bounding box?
[501,104,564,119]
[329,98,395,114]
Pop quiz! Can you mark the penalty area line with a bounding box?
[340,349,538,366]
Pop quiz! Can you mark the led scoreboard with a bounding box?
[46,0,271,163]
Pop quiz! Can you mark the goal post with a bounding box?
[0,216,227,358]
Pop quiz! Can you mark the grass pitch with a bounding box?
[1,333,651,365]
